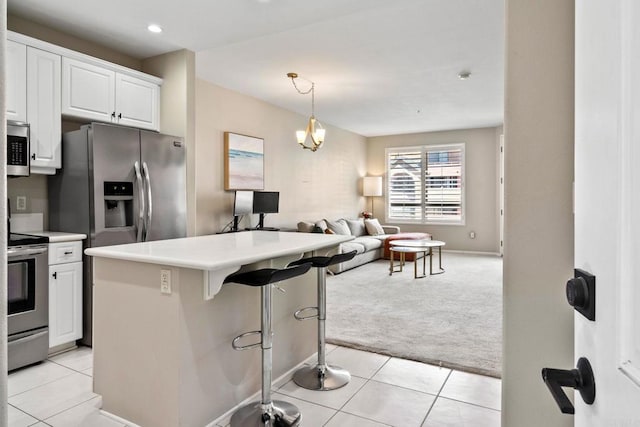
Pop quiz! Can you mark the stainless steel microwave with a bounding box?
[7,121,30,177]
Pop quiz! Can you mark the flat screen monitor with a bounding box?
[252,191,279,230]
[252,191,279,214]
[233,191,253,216]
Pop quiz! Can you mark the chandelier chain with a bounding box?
[287,72,325,151]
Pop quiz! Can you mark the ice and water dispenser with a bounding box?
[104,182,134,228]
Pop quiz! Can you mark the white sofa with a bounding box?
[297,218,400,274]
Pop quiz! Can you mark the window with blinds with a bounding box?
[386,143,465,224]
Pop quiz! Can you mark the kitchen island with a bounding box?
[85,231,352,427]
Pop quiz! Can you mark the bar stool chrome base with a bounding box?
[230,400,301,427]
[293,364,351,391]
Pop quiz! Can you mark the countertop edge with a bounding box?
[30,231,88,243]
[85,233,354,271]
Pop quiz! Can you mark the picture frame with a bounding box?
[224,132,264,190]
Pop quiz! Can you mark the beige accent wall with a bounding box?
[367,126,501,253]
[195,79,368,235]
[503,1,574,426]
[142,50,197,236]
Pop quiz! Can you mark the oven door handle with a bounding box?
[8,247,48,257]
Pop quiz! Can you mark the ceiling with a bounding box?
[7,0,504,137]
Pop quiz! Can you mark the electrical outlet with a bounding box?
[16,196,26,211]
[160,269,172,294]
[469,231,476,239]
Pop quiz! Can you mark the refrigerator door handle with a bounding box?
[134,161,145,242]
[142,161,153,242]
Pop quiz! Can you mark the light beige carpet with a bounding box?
[325,252,502,378]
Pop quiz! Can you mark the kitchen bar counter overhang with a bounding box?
[86,230,353,299]
[84,231,353,427]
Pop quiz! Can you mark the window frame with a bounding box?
[385,143,466,226]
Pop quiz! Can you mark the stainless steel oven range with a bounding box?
[7,233,49,371]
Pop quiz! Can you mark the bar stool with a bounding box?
[224,262,312,427]
[288,250,357,390]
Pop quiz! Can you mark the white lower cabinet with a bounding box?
[49,241,83,348]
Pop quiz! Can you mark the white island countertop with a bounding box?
[85,230,352,271]
[86,230,352,300]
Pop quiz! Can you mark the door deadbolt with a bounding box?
[566,269,595,321]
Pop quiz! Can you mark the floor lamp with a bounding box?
[363,176,383,218]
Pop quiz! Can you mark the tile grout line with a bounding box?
[420,368,453,426]
[320,355,392,426]
[41,394,100,424]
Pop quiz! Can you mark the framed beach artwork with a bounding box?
[224,132,265,190]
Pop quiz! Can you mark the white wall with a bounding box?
[194,79,368,235]
[503,1,574,426]
[367,126,501,252]
[1,0,8,422]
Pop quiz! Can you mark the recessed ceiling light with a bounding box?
[147,24,163,34]
[458,71,471,80]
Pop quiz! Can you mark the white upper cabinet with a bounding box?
[28,47,62,174]
[62,57,115,124]
[115,73,160,130]
[62,57,160,131]
[6,40,27,122]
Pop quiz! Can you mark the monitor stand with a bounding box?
[230,215,241,232]
[255,214,279,231]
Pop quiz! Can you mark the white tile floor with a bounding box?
[8,345,501,427]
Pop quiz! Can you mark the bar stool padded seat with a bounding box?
[289,250,357,269]
[224,263,312,287]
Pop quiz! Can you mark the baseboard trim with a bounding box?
[98,358,309,427]
[209,356,312,426]
[443,249,502,257]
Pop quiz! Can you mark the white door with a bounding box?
[62,57,115,123]
[573,0,640,424]
[27,47,61,173]
[6,40,27,122]
[115,73,159,131]
[49,262,83,347]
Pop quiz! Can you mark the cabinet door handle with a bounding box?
[52,272,57,279]
[111,111,116,118]
[31,153,36,160]
[118,113,122,119]
[64,251,73,255]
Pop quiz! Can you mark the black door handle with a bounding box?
[52,272,57,279]
[31,153,36,160]
[542,357,595,414]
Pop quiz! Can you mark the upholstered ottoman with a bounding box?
[383,232,431,261]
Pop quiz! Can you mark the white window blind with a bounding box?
[387,143,465,224]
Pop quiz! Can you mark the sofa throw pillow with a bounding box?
[324,228,335,234]
[364,218,385,235]
[345,219,366,237]
[314,220,328,232]
[325,219,351,235]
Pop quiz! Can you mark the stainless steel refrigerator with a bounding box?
[48,123,187,345]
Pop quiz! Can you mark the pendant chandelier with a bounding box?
[287,72,326,152]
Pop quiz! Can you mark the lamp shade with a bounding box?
[363,176,383,197]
